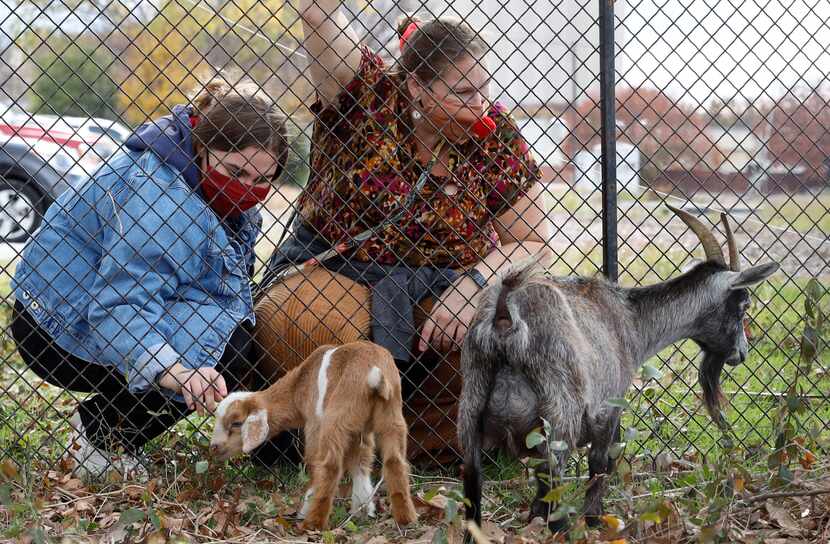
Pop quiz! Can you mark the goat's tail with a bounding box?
[493,252,547,332]
[367,365,392,401]
[467,252,547,354]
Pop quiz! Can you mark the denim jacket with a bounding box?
[12,148,260,393]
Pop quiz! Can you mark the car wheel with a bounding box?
[0,177,49,243]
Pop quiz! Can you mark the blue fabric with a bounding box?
[125,104,201,191]
[261,222,461,362]
[12,108,261,393]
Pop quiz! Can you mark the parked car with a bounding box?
[30,114,121,171]
[0,135,85,243]
[65,116,132,143]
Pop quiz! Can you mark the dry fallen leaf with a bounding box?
[765,500,802,536]
[520,516,548,540]
[74,499,93,513]
[124,484,144,499]
[61,478,85,492]
[799,451,816,470]
[601,514,626,533]
[0,459,19,480]
[735,476,745,493]
[163,516,186,531]
[481,520,507,543]
[415,490,449,510]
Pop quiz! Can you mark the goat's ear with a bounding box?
[729,263,780,290]
[241,409,269,454]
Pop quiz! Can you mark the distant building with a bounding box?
[705,121,764,174]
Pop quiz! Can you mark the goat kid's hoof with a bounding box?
[349,501,376,519]
[392,507,418,526]
[297,519,327,533]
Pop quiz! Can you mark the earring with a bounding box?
[411,98,424,121]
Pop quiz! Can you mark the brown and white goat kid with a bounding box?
[210,341,418,531]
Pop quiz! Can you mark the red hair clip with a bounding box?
[399,22,419,51]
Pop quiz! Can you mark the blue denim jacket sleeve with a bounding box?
[87,171,203,393]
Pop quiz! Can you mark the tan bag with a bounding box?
[253,267,461,464]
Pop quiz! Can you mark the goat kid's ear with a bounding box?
[241,409,269,454]
[729,262,780,290]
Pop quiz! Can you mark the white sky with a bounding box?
[617,0,830,105]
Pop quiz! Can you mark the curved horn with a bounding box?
[666,203,725,265]
[720,213,740,272]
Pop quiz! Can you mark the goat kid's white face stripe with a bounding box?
[213,391,253,441]
[316,348,337,418]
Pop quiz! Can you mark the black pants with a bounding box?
[10,300,300,462]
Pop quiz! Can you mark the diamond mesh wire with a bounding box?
[0,0,827,486]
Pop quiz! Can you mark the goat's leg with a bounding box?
[529,406,574,534]
[584,412,621,525]
[376,418,417,526]
[462,438,483,531]
[458,357,495,534]
[348,434,376,518]
[299,431,345,531]
[529,447,570,534]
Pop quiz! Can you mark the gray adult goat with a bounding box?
[459,204,780,534]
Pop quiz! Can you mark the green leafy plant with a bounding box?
[768,279,826,486]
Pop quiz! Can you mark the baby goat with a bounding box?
[460,205,780,534]
[210,341,417,531]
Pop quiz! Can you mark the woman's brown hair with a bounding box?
[191,78,288,180]
[396,14,488,85]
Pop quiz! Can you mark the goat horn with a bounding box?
[666,204,725,265]
[720,213,740,272]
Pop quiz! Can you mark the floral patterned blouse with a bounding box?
[298,47,540,267]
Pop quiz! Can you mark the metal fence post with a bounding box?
[599,0,618,282]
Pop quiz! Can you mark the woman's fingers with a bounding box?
[439,322,455,353]
[212,373,228,403]
[452,323,467,352]
[215,373,228,399]
[189,377,207,416]
[203,384,218,415]
[419,317,436,352]
[182,382,194,412]
[180,368,227,415]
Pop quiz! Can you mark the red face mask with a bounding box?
[425,102,496,142]
[201,159,270,218]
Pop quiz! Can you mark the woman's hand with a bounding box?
[158,363,228,416]
[418,275,482,353]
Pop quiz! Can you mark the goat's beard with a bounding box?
[699,351,728,427]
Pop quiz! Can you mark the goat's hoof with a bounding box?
[529,499,550,522]
[548,517,569,534]
[585,512,603,528]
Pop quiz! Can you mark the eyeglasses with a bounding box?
[428,78,492,104]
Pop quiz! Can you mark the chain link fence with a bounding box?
[0,0,827,487]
